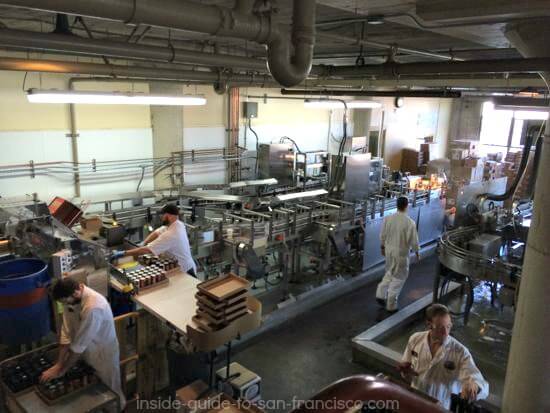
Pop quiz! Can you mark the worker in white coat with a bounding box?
[376,196,419,312]
[398,304,489,409]
[113,203,197,277]
[41,278,125,410]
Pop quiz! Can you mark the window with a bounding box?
[479,101,547,156]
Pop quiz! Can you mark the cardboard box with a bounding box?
[487,152,503,162]
[80,216,102,231]
[451,148,469,161]
[176,380,211,412]
[464,157,483,168]
[452,165,484,183]
[452,140,478,152]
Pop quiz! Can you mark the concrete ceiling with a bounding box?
[0,0,548,89]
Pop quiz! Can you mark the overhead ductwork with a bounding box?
[266,0,316,88]
[0,28,267,71]
[321,57,550,78]
[281,89,462,98]
[0,56,275,85]
[0,0,317,87]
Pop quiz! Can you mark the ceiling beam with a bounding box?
[416,0,550,22]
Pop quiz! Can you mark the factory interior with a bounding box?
[0,1,549,412]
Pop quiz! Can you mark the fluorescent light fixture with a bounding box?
[26,88,207,106]
[346,100,382,109]
[304,99,381,109]
[275,189,328,202]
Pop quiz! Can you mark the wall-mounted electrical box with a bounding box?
[243,102,258,118]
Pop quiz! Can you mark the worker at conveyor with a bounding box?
[376,196,419,312]
[398,304,489,409]
[41,278,125,410]
[112,203,197,277]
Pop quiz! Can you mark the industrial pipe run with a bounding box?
[281,89,462,98]
[0,0,317,87]
[0,28,267,71]
[0,56,275,85]
[321,57,550,78]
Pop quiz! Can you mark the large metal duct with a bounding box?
[266,0,316,87]
[321,57,550,78]
[0,56,275,85]
[0,0,316,87]
[501,18,550,413]
[0,28,267,71]
[290,375,446,413]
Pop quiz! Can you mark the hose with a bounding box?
[279,136,302,153]
[248,117,260,175]
[480,130,535,201]
[525,124,545,201]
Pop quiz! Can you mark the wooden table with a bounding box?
[131,271,199,335]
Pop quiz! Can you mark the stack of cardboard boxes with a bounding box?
[401,141,437,175]
[401,148,426,174]
[450,140,484,184]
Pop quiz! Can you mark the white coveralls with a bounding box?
[376,211,419,311]
[149,220,197,274]
[402,331,489,409]
[60,286,125,410]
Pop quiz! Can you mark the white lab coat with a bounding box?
[149,220,196,273]
[402,331,489,409]
[376,211,419,310]
[60,286,125,410]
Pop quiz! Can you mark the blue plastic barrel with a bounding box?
[0,259,51,345]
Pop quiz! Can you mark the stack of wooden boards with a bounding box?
[193,274,251,332]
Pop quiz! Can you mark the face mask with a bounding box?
[62,296,81,306]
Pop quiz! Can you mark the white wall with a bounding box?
[0,69,456,202]
[370,97,452,170]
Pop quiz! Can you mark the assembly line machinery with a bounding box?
[0,145,446,305]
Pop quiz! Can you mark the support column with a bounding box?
[502,19,550,412]
[150,82,184,190]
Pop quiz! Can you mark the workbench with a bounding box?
[111,269,262,352]
[131,270,199,335]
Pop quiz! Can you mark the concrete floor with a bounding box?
[231,255,439,412]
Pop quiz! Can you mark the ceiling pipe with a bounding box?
[0,0,317,87]
[266,0,316,87]
[0,27,267,71]
[235,0,256,15]
[321,57,550,77]
[280,88,461,98]
[316,31,462,62]
[0,56,276,85]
